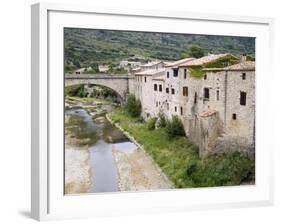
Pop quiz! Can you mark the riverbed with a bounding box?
[64,97,173,194]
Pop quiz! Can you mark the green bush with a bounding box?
[165,115,186,139]
[77,86,87,97]
[135,116,144,123]
[65,84,87,97]
[147,117,157,130]
[124,94,142,117]
[186,160,198,176]
[186,151,255,187]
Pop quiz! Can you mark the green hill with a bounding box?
[64,28,255,69]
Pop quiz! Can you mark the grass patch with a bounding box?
[109,108,255,188]
[147,117,157,130]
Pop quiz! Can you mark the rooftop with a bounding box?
[142,61,164,67]
[165,57,195,68]
[135,68,166,76]
[203,61,255,71]
[179,53,234,67]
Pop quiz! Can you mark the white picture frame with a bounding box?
[31,2,275,221]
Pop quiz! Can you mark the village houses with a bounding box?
[132,54,255,157]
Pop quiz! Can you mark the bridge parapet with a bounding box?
[65,74,134,79]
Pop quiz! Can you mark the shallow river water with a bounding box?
[65,104,137,193]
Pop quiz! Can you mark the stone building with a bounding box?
[200,60,255,157]
[134,61,166,118]
[130,54,255,157]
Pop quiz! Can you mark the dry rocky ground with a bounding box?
[64,135,91,194]
[113,145,174,192]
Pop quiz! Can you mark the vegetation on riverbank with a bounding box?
[124,94,142,118]
[65,84,121,104]
[108,108,255,188]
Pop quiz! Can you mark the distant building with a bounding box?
[98,65,110,73]
[134,65,166,118]
[120,60,142,69]
[140,61,166,71]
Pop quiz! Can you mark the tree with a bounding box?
[73,59,81,69]
[90,63,99,73]
[188,45,205,58]
[124,95,142,117]
[180,52,190,59]
[165,115,185,139]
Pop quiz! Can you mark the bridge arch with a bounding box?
[85,83,124,103]
[65,74,132,102]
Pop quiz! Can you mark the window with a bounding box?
[166,88,169,94]
[159,84,162,92]
[175,106,177,112]
[180,107,183,115]
[183,86,188,96]
[232,113,237,120]
[173,68,178,77]
[194,92,197,104]
[154,84,157,91]
[216,90,220,101]
[144,76,147,82]
[204,74,207,80]
[167,103,169,110]
[242,73,246,80]
[204,88,210,100]
[156,102,158,107]
[184,69,187,79]
[240,91,247,106]
[171,88,175,94]
[167,72,169,78]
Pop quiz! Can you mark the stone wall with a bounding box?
[224,70,255,146]
[151,79,166,117]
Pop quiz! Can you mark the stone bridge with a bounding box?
[65,74,134,100]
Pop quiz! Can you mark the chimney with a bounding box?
[240,54,247,63]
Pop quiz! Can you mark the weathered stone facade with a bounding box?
[130,55,255,157]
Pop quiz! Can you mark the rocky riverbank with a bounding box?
[65,96,174,194]
[64,135,91,194]
[107,114,174,191]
